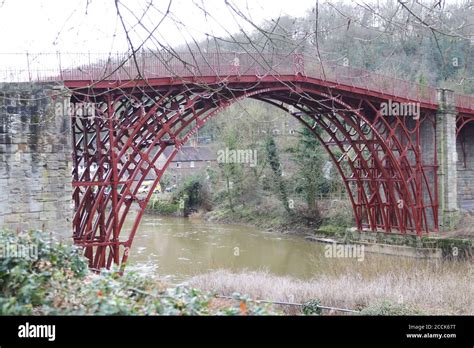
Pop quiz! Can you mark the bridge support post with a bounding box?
[436,88,460,231]
[0,83,72,235]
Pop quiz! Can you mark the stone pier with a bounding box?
[0,83,71,234]
[436,88,460,230]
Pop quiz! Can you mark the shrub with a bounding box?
[302,299,322,315]
[322,200,354,228]
[359,300,424,315]
[147,199,180,215]
[0,229,276,315]
[173,173,213,215]
[315,225,343,237]
[434,238,472,260]
[0,230,88,315]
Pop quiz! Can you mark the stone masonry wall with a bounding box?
[0,83,71,235]
[457,123,474,204]
[420,115,437,230]
[436,89,460,230]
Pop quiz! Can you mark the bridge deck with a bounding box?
[2,52,474,115]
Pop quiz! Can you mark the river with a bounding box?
[125,213,328,284]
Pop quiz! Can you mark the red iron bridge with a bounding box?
[4,51,474,270]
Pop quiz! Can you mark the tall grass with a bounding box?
[189,256,473,314]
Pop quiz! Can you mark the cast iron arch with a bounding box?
[71,83,435,270]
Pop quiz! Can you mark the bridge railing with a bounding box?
[0,52,297,81]
[55,52,302,80]
[455,93,474,111]
[303,62,438,105]
[0,51,472,110]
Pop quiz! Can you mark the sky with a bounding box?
[0,0,317,53]
[0,0,319,78]
[1,0,464,79]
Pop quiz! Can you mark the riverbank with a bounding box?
[146,192,354,236]
[147,203,473,261]
[203,208,315,235]
[189,261,474,315]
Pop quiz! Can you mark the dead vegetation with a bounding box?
[189,257,474,315]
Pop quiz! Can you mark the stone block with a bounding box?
[28,201,43,212]
[10,202,26,213]
[42,201,58,211]
[21,212,40,221]
[4,213,21,224]
[39,210,57,221]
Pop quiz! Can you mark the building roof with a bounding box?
[163,146,216,162]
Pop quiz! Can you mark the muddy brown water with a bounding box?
[125,213,329,283]
[124,213,455,285]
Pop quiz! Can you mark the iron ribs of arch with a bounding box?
[71,82,437,270]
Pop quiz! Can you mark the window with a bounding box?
[176,162,181,168]
[190,161,195,168]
